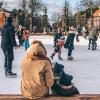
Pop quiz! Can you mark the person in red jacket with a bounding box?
[23,29,30,50]
[50,36,65,60]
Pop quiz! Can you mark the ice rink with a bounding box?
[0,35,100,94]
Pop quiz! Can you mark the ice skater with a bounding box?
[23,28,30,50]
[64,26,76,60]
[88,28,98,50]
[50,36,65,60]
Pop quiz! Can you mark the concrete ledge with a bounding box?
[0,94,100,100]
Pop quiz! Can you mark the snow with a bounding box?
[0,35,100,94]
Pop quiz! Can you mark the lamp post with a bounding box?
[43,7,48,28]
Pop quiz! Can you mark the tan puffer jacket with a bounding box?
[21,41,54,99]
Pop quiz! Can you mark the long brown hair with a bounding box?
[31,40,47,56]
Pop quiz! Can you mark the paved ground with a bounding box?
[0,35,100,94]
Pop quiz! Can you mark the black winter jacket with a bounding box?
[1,23,17,49]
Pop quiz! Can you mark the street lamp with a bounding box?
[43,7,47,15]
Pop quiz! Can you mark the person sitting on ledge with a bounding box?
[21,40,54,100]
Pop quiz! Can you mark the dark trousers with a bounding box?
[2,47,14,73]
[68,49,72,57]
[76,33,80,42]
[88,39,97,50]
[18,35,24,46]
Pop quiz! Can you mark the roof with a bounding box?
[93,9,100,17]
[0,8,11,17]
[0,8,11,13]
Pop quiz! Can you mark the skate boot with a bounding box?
[5,71,17,78]
[68,56,73,60]
[91,48,95,50]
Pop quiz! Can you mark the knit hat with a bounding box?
[59,72,73,85]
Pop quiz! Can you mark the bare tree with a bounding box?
[18,0,26,11]
[74,1,81,26]
[51,12,62,23]
[80,0,95,10]
[28,0,44,31]
[29,0,44,12]
[95,0,100,7]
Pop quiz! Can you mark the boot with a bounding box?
[5,71,17,78]
[68,56,73,60]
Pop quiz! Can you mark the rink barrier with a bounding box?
[0,94,100,100]
[29,32,68,36]
[49,32,68,36]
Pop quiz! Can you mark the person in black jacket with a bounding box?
[64,27,76,60]
[1,17,18,78]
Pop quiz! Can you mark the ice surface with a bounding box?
[0,35,100,94]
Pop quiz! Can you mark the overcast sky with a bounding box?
[1,0,80,16]
[42,0,80,16]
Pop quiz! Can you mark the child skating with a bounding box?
[23,29,30,50]
[50,36,65,60]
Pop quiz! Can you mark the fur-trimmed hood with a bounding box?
[26,40,47,60]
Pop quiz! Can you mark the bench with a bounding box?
[0,94,100,100]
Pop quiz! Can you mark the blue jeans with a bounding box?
[68,49,72,57]
[24,39,30,50]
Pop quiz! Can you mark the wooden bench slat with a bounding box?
[0,94,100,100]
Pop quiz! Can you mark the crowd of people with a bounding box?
[50,25,99,60]
[1,16,100,99]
